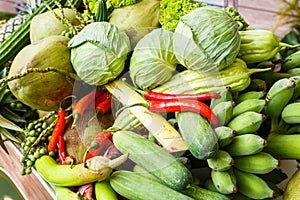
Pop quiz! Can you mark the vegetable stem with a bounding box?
[0,67,77,85]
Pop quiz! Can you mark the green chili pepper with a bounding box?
[95,179,118,200]
[35,154,128,187]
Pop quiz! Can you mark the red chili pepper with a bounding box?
[84,131,113,161]
[147,100,219,127]
[89,90,111,110]
[72,89,105,128]
[78,183,94,200]
[144,90,221,101]
[48,109,67,153]
[96,97,112,115]
[58,136,68,165]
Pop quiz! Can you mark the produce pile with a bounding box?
[1,0,300,199]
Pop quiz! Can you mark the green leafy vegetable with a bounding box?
[0,127,21,144]
[68,22,130,86]
[130,28,179,90]
[0,114,23,132]
[173,6,240,72]
[106,0,137,9]
[223,7,249,31]
[159,0,206,31]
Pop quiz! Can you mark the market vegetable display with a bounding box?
[2,1,300,199]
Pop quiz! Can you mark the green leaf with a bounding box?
[0,134,9,154]
[0,106,26,123]
[0,113,24,132]
[0,127,21,144]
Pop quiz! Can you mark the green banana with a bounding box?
[289,75,300,102]
[227,111,266,135]
[265,180,283,198]
[210,87,233,109]
[287,67,300,75]
[233,152,279,174]
[204,178,219,193]
[212,101,235,126]
[255,61,275,69]
[211,168,237,195]
[265,133,300,159]
[207,150,234,171]
[257,168,288,184]
[233,168,274,199]
[271,52,283,63]
[214,126,236,148]
[281,102,300,124]
[251,70,291,88]
[225,134,267,156]
[282,50,300,72]
[287,124,300,134]
[231,192,252,200]
[232,99,266,118]
[235,90,266,104]
[248,78,267,91]
[264,78,296,120]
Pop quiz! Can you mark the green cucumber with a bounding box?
[182,184,230,200]
[112,130,193,191]
[176,111,219,159]
[110,170,193,200]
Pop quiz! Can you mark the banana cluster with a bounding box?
[203,86,287,199]
[263,75,300,160]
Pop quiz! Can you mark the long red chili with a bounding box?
[72,89,105,128]
[84,131,113,161]
[96,97,112,115]
[89,90,110,110]
[143,90,221,101]
[48,109,66,153]
[147,100,219,127]
[58,136,68,165]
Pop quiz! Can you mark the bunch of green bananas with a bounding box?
[202,85,287,199]
[263,75,300,160]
